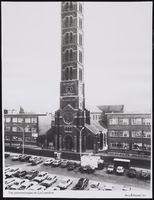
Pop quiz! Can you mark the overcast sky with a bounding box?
[2,2,152,113]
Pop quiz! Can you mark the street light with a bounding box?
[74,126,85,159]
[16,126,25,155]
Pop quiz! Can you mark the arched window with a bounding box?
[79,3,82,13]
[79,18,82,29]
[79,51,82,63]
[70,32,73,43]
[65,16,69,27]
[65,2,69,10]
[65,33,69,44]
[70,67,73,80]
[70,2,73,10]
[79,68,82,81]
[70,16,73,26]
[79,34,82,46]
[65,67,69,80]
[65,50,69,61]
[70,49,73,60]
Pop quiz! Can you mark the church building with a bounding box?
[53,2,107,153]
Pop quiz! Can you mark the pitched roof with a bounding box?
[86,106,102,113]
[97,105,124,113]
[85,121,107,135]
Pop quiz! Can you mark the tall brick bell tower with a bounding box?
[54,2,90,152]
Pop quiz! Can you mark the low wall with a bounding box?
[5,146,150,169]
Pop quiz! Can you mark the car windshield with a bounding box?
[20,185,25,189]
[14,182,19,185]
[78,179,84,184]
[29,171,35,174]
[61,180,67,184]
[118,167,123,169]
[10,169,15,172]
[38,174,44,177]
[47,177,52,180]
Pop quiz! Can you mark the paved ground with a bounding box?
[4,152,151,191]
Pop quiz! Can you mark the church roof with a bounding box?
[85,121,107,135]
[97,105,124,113]
[86,106,102,113]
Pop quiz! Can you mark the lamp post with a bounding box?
[17,126,25,155]
[74,126,85,160]
[5,124,25,154]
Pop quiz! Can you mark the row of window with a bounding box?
[64,126,72,132]
[62,2,83,14]
[63,67,82,81]
[5,136,36,142]
[5,126,37,133]
[5,117,37,124]
[63,49,83,63]
[92,114,101,121]
[108,130,151,138]
[108,118,151,125]
[109,143,151,151]
[63,32,82,46]
[63,16,82,29]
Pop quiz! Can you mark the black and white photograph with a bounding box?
[2,1,152,198]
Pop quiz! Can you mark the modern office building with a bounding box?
[106,113,151,155]
[4,109,52,146]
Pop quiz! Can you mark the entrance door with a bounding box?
[64,135,73,151]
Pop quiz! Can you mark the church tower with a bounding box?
[54,2,90,152]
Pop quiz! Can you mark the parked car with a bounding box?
[127,168,136,178]
[24,170,39,180]
[116,166,125,175]
[5,168,20,178]
[5,178,21,190]
[5,153,10,158]
[31,157,43,166]
[88,181,101,191]
[72,178,89,190]
[28,156,38,163]
[67,162,77,171]
[103,184,114,191]
[5,178,17,188]
[26,181,39,190]
[18,180,33,190]
[57,178,73,190]
[43,158,55,166]
[79,166,95,174]
[20,155,31,162]
[122,185,132,191]
[12,154,22,161]
[41,175,57,187]
[52,159,61,167]
[107,165,114,174]
[9,179,27,190]
[60,160,68,168]
[97,159,104,170]
[33,171,48,183]
[137,170,150,180]
[46,186,60,191]
[5,167,12,173]
[14,170,27,178]
[28,184,46,191]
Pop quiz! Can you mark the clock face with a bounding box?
[63,110,74,124]
[65,85,73,94]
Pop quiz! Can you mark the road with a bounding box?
[4,152,151,191]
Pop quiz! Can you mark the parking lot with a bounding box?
[4,153,151,192]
